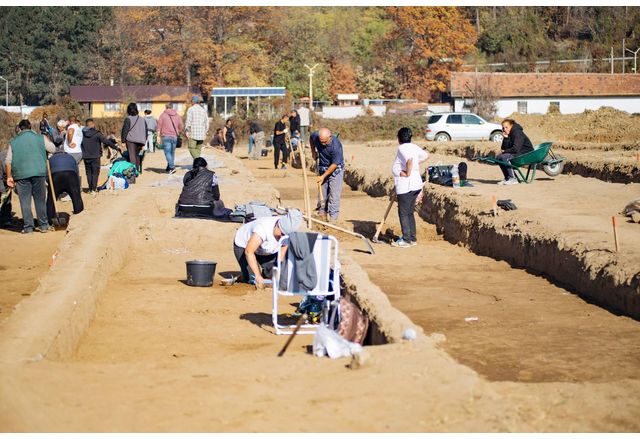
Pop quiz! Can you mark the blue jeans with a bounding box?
[162,136,178,169]
[248,134,254,156]
[15,176,49,232]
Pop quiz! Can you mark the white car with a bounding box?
[425,112,504,142]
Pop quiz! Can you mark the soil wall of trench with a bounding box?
[422,143,640,184]
[0,153,421,367]
[343,165,640,320]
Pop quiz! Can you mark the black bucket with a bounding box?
[186,260,217,287]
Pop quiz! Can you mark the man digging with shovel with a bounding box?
[310,128,344,223]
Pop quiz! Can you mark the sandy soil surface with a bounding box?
[0,167,109,323]
[243,149,640,385]
[1,147,639,432]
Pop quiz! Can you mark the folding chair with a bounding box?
[272,233,341,335]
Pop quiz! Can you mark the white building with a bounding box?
[450,72,640,118]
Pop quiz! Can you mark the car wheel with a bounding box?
[543,161,564,177]
[490,131,504,143]
[435,132,450,142]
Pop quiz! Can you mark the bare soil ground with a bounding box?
[243,149,640,386]
[1,147,639,432]
[0,173,106,323]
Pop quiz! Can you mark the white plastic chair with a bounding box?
[272,233,341,335]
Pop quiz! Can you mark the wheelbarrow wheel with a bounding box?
[543,161,564,176]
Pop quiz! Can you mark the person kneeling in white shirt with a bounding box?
[390,127,429,248]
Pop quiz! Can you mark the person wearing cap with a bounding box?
[52,120,68,148]
[233,209,303,289]
[185,95,210,159]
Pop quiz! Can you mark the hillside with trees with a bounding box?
[0,6,638,106]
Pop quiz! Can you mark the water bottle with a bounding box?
[451,165,460,188]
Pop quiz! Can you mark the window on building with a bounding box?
[549,101,560,112]
[173,103,184,113]
[137,102,152,112]
[517,101,528,114]
[463,114,483,125]
[104,102,120,112]
[447,114,463,124]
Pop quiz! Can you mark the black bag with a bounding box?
[168,115,182,148]
[427,165,453,187]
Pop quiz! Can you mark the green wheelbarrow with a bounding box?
[471,142,565,184]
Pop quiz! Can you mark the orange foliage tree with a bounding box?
[329,61,358,98]
[385,7,477,101]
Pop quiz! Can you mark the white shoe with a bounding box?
[503,178,519,185]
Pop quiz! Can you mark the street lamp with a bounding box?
[304,63,319,112]
[0,76,8,107]
[626,47,640,73]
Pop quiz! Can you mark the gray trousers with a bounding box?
[317,169,344,220]
[252,132,265,159]
[15,176,49,232]
[300,126,309,143]
[496,152,515,179]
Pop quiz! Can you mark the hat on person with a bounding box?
[192,95,201,103]
[278,209,303,235]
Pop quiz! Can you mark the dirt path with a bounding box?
[2,148,639,432]
[243,149,640,384]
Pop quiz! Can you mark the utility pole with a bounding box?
[0,76,7,107]
[611,47,614,74]
[476,8,480,33]
[626,46,640,73]
[304,63,319,112]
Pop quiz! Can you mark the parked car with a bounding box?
[425,112,504,142]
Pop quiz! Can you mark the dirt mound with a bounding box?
[510,107,640,143]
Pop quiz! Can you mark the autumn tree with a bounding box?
[384,7,477,101]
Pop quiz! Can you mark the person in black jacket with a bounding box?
[496,119,534,185]
[176,157,224,218]
[82,119,119,193]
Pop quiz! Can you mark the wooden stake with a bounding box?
[492,195,498,217]
[299,143,312,229]
[612,216,619,252]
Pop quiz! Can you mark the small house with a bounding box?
[450,72,640,117]
[69,85,200,118]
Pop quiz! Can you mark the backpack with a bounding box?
[229,201,274,223]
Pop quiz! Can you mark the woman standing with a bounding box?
[120,103,148,173]
[64,115,84,164]
[222,119,236,153]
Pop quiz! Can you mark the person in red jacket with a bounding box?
[156,103,184,174]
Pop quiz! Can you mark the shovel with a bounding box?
[372,192,396,243]
[46,160,67,229]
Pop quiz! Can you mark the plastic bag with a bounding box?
[313,323,363,359]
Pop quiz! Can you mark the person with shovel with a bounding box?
[390,127,428,248]
[4,119,57,233]
[310,128,344,223]
[233,209,303,289]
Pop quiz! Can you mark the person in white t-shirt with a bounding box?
[63,115,84,164]
[233,209,303,289]
[390,127,429,248]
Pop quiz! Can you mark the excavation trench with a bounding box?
[246,149,640,384]
[2,148,640,432]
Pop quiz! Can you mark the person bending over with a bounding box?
[496,119,533,185]
[233,209,303,289]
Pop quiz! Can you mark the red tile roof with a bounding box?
[451,73,640,98]
[70,85,199,103]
